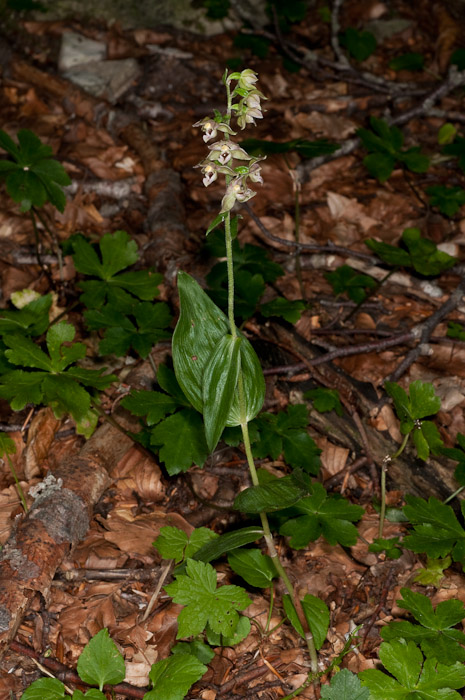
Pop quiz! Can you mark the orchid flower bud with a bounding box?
[238,69,258,90]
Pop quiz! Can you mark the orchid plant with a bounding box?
[171,68,319,674]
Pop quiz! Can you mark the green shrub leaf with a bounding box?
[321,669,369,699]
[228,548,277,587]
[164,559,251,638]
[76,629,125,691]
[145,654,207,700]
[279,482,364,548]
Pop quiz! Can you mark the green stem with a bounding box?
[241,421,318,673]
[379,432,409,537]
[224,212,237,339]
[6,454,28,513]
[444,485,465,505]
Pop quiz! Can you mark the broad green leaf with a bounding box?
[150,408,209,474]
[401,227,456,275]
[0,369,45,409]
[64,367,117,390]
[409,381,442,419]
[172,272,264,425]
[282,593,329,649]
[360,640,465,699]
[46,321,76,368]
[205,232,283,284]
[227,548,277,588]
[426,185,465,217]
[0,129,70,212]
[403,495,465,567]
[321,669,369,700]
[389,52,424,71]
[157,363,190,405]
[97,302,171,358]
[192,526,264,564]
[260,297,306,323]
[0,293,52,336]
[76,629,126,691]
[164,558,251,638]
[443,134,465,173]
[365,238,412,266]
[154,526,218,564]
[234,474,309,513]
[4,334,52,371]
[252,405,321,474]
[413,420,443,461]
[279,482,364,548]
[42,374,91,422]
[154,526,189,563]
[121,390,179,426]
[369,537,402,559]
[400,149,430,173]
[21,678,65,699]
[202,334,242,452]
[403,588,465,627]
[108,269,162,300]
[414,557,451,587]
[145,654,207,700]
[304,388,343,416]
[438,123,457,145]
[363,152,396,182]
[340,27,377,61]
[99,230,138,279]
[447,322,465,343]
[205,614,251,647]
[302,594,330,649]
[171,640,215,664]
[325,264,376,303]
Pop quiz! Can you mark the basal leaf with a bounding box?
[76,629,126,691]
[340,27,377,61]
[172,272,264,426]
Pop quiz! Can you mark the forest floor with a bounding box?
[1,0,465,698]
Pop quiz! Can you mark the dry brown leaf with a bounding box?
[24,408,60,480]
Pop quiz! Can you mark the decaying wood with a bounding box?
[0,422,134,659]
